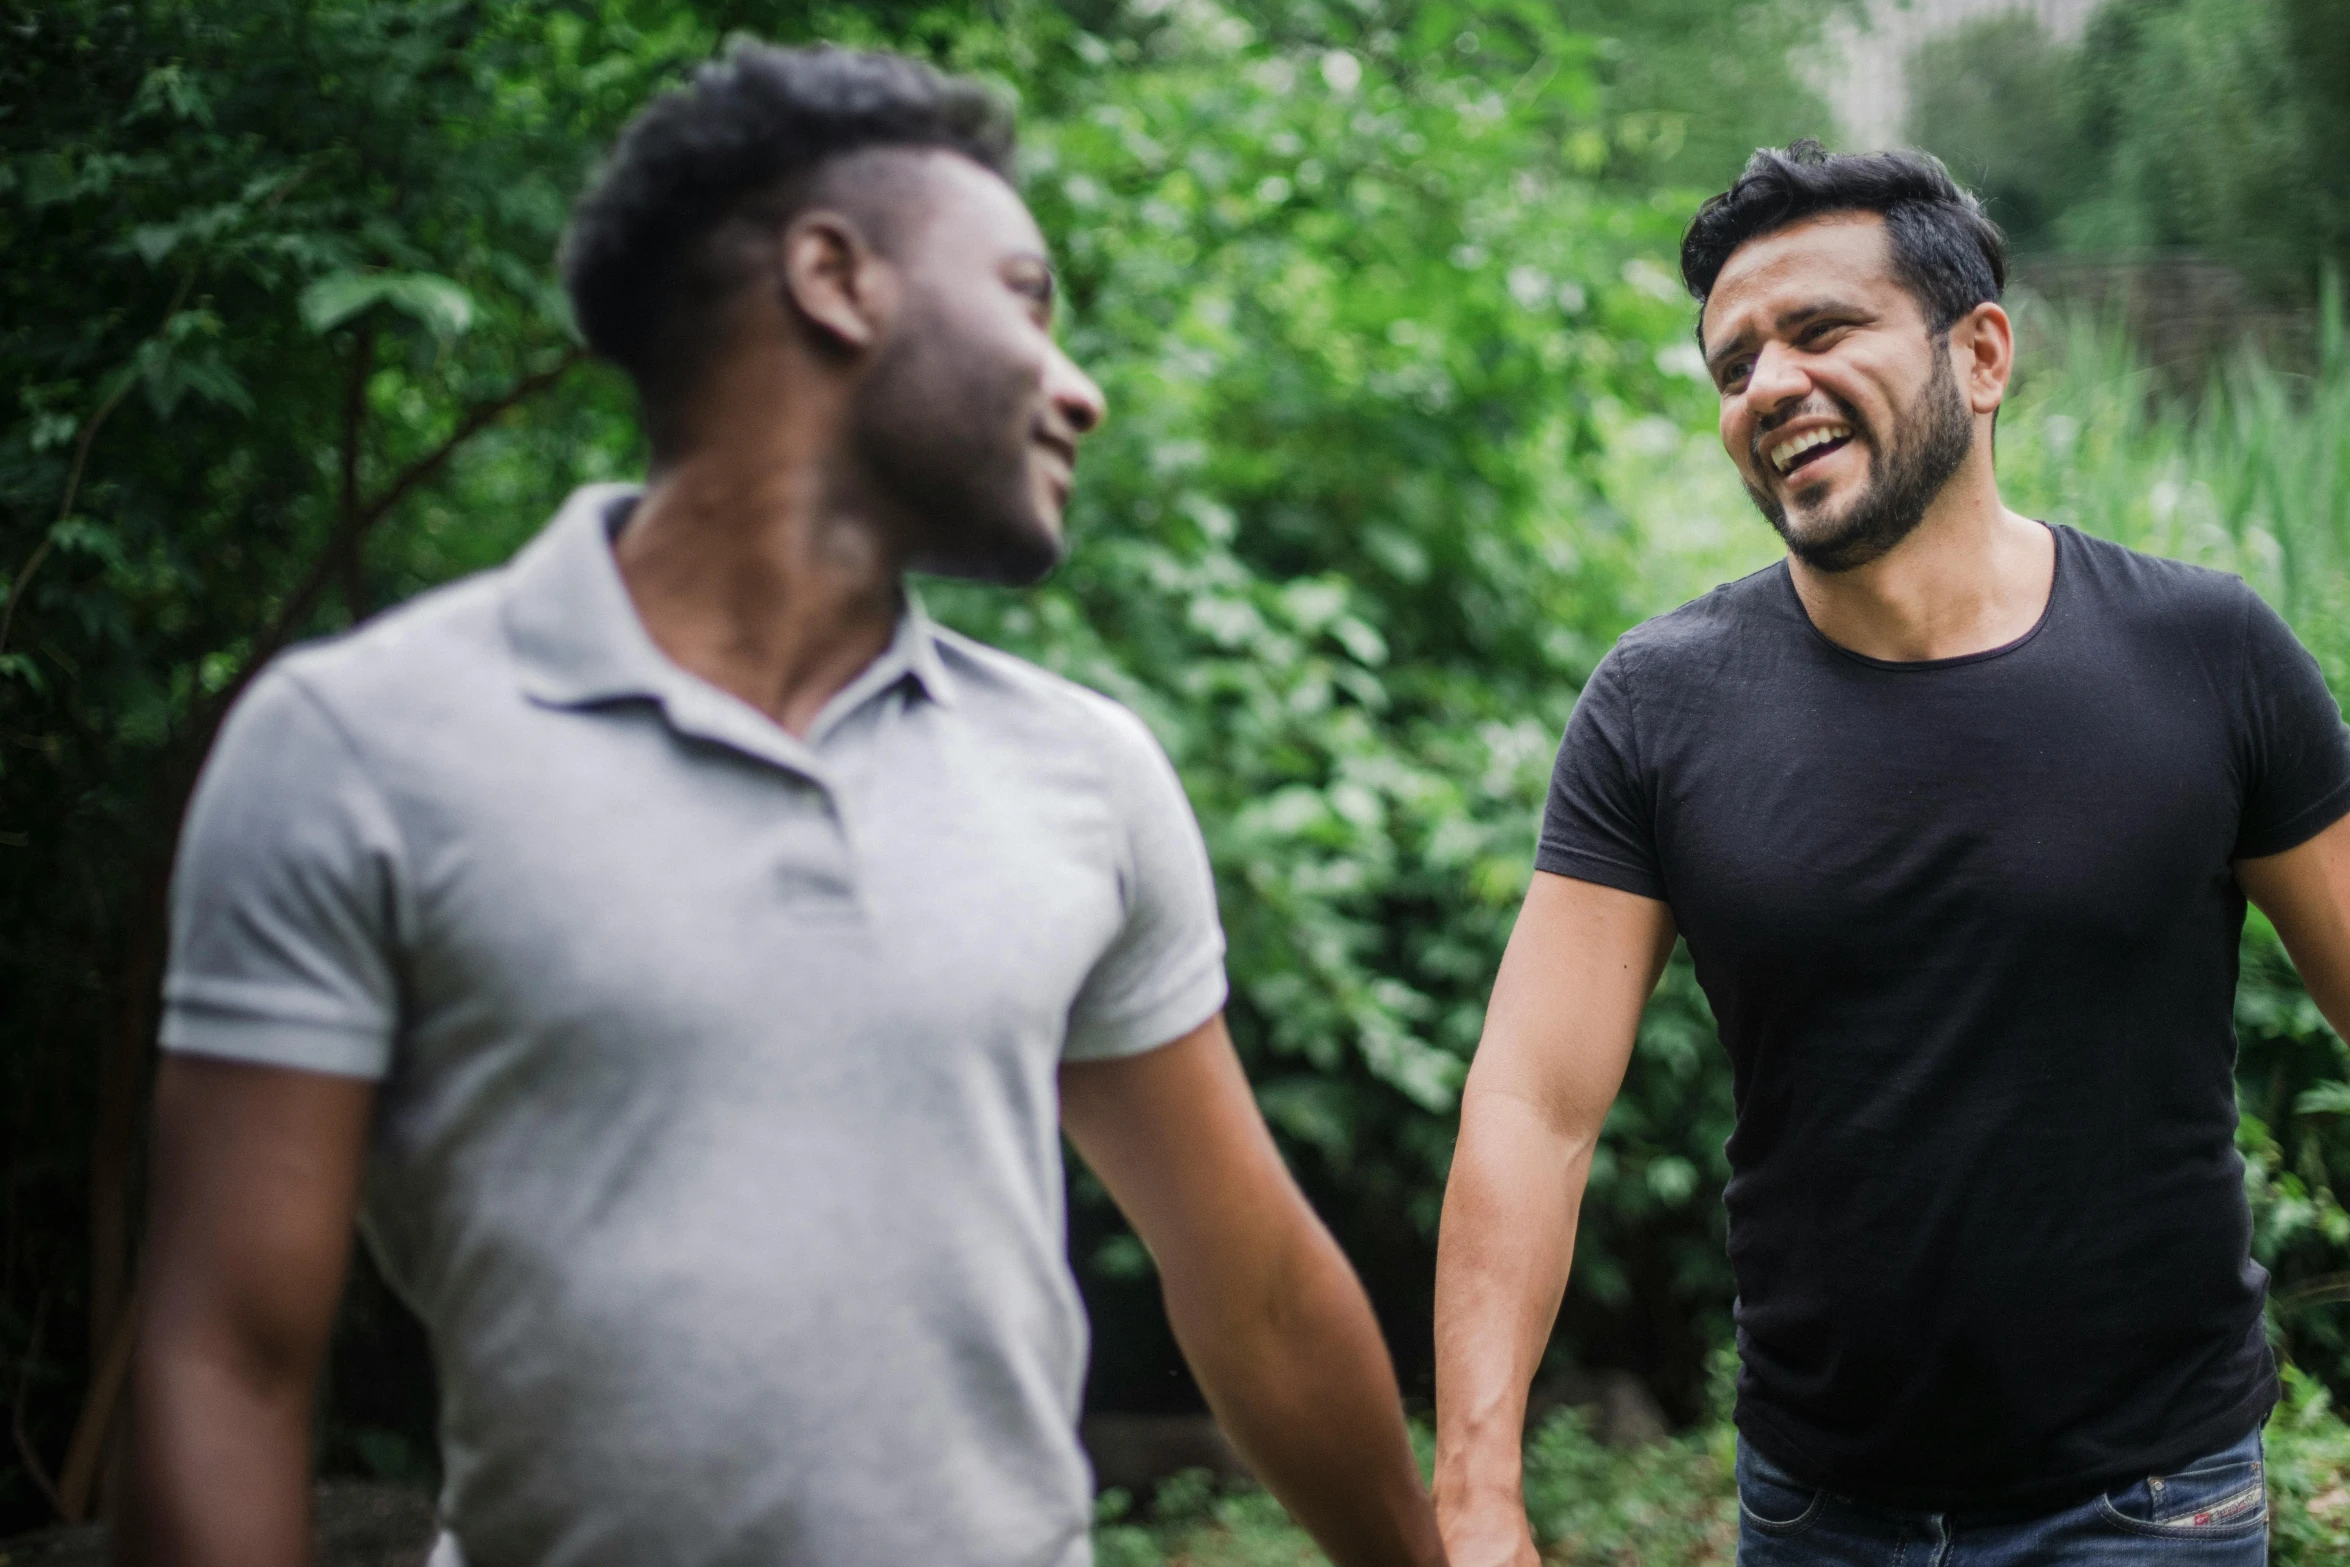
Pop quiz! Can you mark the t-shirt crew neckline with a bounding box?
[1776,520,2064,672]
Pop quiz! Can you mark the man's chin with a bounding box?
[1752,491,1875,575]
[911,515,1066,587]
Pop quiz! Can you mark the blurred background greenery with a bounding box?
[5,0,2350,1558]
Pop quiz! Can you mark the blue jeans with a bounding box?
[1736,1426,2268,1565]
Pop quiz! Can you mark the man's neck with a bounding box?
[1786,466,2054,664]
[615,445,906,739]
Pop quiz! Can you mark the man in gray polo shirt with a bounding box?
[123,44,1445,1567]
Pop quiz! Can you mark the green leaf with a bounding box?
[380,273,476,336]
[299,270,475,337]
[130,222,182,265]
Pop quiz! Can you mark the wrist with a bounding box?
[1434,1415,1522,1498]
[1435,1453,1524,1529]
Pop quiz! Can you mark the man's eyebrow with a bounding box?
[1704,326,1757,376]
[1774,299,1858,332]
[1704,299,1863,374]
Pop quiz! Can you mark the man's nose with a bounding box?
[1745,341,1811,412]
[1047,345,1106,436]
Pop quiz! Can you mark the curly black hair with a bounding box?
[1680,140,2006,336]
[560,41,1016,442]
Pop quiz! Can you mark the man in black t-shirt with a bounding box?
[1432,141,2350,1567]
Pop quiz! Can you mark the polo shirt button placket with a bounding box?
[800,774,870,924]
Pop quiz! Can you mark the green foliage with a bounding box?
[1541,0,1837,192]
[2065,0,2350,296]
[1091,1413,1742,1567]
[2270,1368,2350,1561]
[1518,1410,1736,1565]
[1902,0,2350,295]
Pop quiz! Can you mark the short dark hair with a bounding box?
[1679,140,2006,336]
[560,42,1016,443]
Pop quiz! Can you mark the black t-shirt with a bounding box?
[1539,524,2350,1511]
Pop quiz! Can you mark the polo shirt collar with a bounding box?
[502,484,957,746]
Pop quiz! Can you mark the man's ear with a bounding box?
[777,209,891,352]
[1953,300,2015,415]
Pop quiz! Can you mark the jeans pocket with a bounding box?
[2097,1429,2267,1539]
[1736,1440,1827,1537]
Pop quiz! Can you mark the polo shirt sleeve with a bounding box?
[160,665,403,1078]
[2234,587,2350,859]
[1063,704,1229,1061]
[1536,645,1668,901]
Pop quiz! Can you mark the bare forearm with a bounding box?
[2241,820,2350,1037]
[1432,1090,1585,1542]
[120,1338,314,1566]
[1168,1226,1445,1567]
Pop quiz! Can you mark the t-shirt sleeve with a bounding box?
[160,666,404,1078]
[2234,589,2350,860]
[1536,646,1668,901]
[1063,703,1229,1061]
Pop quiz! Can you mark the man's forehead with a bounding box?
[1701,212,1896,348]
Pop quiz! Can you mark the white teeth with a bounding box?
[1770,424,1852,474]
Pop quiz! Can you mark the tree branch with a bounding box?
[56,1287,137,1522]
[8,1291,64,1520]
[358,347,588,535]
[337,325,377,621]
[209,346,587,727]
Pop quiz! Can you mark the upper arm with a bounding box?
[1463,871,1677,1145]
[2227,589,2350,1023]
[142,1056,375,1385]
[2239,811,2350,1031]
[1060,1013,1301,1285]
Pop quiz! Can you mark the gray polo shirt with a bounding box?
[162,484,1228,1567]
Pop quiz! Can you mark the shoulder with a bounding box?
[257,571,512,745]
[2055,525,2259,641]
[928,624,1172,770]
[1602,560,1798,687]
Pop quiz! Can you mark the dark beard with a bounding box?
[848,293,1062,587]
[1747,350,1974,574]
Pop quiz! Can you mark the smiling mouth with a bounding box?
[1768,423,1854,478]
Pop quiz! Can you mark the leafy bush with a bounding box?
[1090,1414,1740,1567]
[2270,1369,2350,1562]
